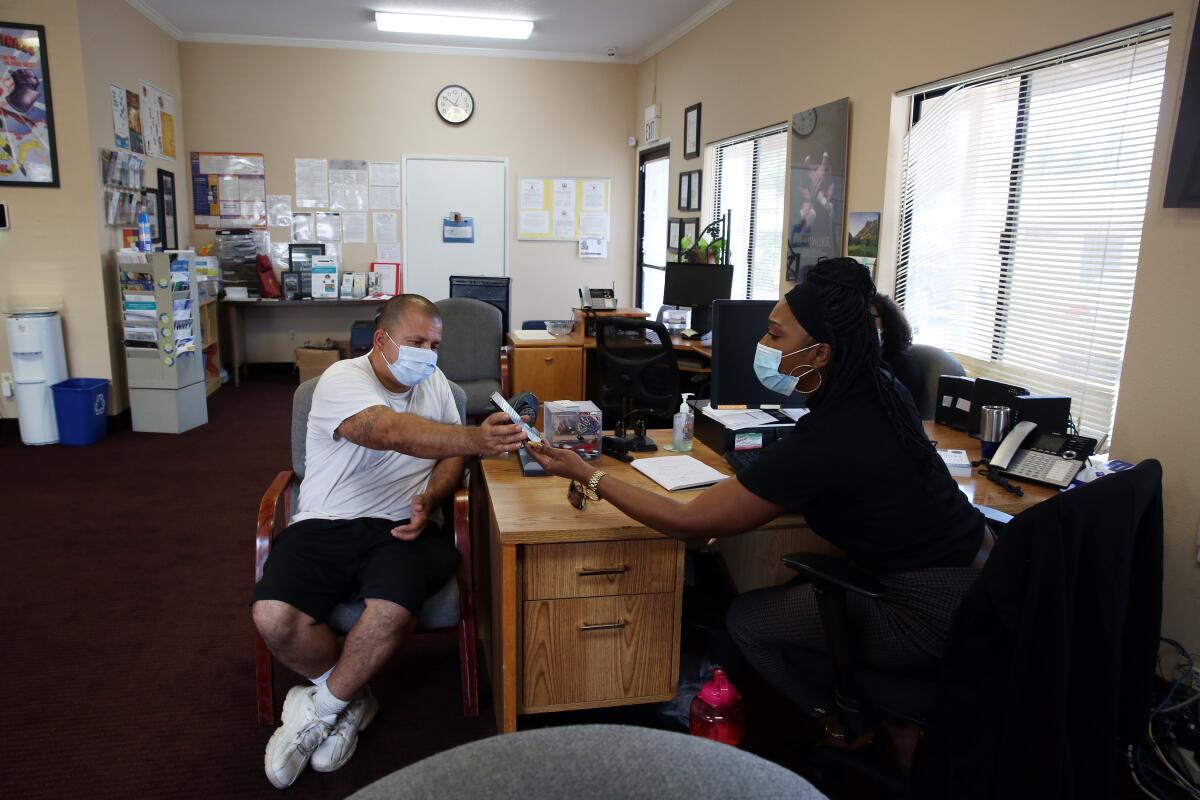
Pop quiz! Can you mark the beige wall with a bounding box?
[179,44,637,362]
[0,0,105,419]
[638,0,1200,651]
[77,0,190,412]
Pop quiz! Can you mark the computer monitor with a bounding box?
[662,264,734,335]
[710,299,805,408]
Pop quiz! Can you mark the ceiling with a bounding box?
[128,0,730,63]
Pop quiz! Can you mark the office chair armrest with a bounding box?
[976,504,1013,533]
[256,470,296,583]
[451,471,474,622]
[783,553,887,599]
[499,347,511,397]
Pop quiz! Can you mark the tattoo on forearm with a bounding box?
[347,406,387,446]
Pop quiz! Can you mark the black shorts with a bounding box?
[251,516,458,623]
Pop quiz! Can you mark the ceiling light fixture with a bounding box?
[375,11,534,40]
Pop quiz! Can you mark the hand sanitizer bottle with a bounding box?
[672,392,694,452]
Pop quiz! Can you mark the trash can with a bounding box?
[51,378,110,446]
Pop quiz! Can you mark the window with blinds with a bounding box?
[895,20,1170,443]
[706,125,787,301]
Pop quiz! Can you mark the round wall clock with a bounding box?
[436,84,474,125]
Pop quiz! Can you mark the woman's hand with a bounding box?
[523,442,594,483]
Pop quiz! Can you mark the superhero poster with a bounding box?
[0,23,59,186]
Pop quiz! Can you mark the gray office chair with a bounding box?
[434,297,510,419]
[253,377,478,723]
[346,724,827,800]
[908,343,965,420]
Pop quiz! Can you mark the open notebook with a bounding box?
[631,455,728,492]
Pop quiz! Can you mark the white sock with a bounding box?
[310,665,335,688]
[312,683,349,726]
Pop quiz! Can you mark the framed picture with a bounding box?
[667,217,683,254]
[681,217,700,249]
[141,187,161,245]
[0,22,60,186]
[156,169,178,250]
[680,169,702,211]
[684,103,702,160]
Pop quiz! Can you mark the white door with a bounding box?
[403,157,507,302]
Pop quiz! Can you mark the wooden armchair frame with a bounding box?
[253,470,478,725]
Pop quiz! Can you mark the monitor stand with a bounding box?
[683,304,713,339]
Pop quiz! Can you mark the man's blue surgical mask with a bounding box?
[383,332,438,387]
[753,342,822,396]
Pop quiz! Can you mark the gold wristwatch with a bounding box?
[582,470,607,502]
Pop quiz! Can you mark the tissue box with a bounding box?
[543,400,602,459]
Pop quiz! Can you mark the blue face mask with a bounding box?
[753,342,822,396]
[383,332,438,388]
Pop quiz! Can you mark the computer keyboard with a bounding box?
[723,448,764,472]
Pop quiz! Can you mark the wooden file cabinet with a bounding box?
[510,346,584,411]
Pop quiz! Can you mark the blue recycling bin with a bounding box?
[51,378,110,446]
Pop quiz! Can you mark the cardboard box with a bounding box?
[295,345,340,384]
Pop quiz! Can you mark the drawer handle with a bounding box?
[580,620,627,632]
[544,356,554,363]
[578,565,628,577]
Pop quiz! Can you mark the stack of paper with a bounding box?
[631,455,728,492]
[938,449,973,477]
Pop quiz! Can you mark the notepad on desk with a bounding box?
[631,455,727,491]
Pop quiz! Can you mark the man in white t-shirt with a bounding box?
[251,295,526,789]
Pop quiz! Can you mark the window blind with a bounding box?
[895,22,1169,443]
[707,125,787,301]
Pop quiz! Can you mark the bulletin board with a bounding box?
[517,177,611,241]
[191,151,267,229]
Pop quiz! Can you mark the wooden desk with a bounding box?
[506,308,712,406]
[224,298,386,387]
[717,421,1059,593]
[476,429,802,733]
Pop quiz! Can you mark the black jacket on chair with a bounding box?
[924,460,1163,799]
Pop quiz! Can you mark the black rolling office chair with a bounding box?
[780,461,1163,797]
[594,317,681,428]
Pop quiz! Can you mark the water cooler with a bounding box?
[5,311,68,445]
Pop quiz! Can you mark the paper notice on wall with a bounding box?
[270,242,290,271]
[323,242,341,264]
[240,177,266,202]
[292,212,315,243]
[138,82,175,159]
[329,159,369,211]
[579,237,607,259]
[295,159,329,208]
[267,195,292,227]
[376,243,401,262]
[369,161,401,187]
[553,207,575,238]
[520,179,544,209]
[110,85,130,150]
[316,212,342,242]
[579,211,610,239]
[218,174,240,201]
[552,178,576,212]
[370,184,401,209]
[518,210,549,236]
[373,212,398,244]
[342,212,368,243]
[582,180,606,211]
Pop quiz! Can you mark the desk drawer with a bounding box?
[523,539,677,600]
[523,593,675,708]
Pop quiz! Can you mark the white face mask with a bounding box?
[382,331,438,387]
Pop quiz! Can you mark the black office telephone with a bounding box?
[579,286,618,311]
[989,421,1097,489]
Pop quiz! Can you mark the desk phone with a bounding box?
[579,286,617,311]
[989,420,1097,489]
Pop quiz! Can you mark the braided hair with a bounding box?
[803,258,935,463]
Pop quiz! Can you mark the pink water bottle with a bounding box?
[689,666,746,746]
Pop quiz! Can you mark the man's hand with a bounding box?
[475,412,528,456]
[392,492,430,541]
[523,441,594,483]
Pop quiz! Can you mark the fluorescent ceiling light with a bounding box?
[375,11,534,40]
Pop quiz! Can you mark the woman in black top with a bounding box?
[524,258,990,748]
[872,292,925,407]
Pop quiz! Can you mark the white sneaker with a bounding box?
[264,686,333,789]
[311,686,379,773]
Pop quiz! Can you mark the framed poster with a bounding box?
[667,217,683,255]
[0,22,59,186]
[141,187,161,244]
[787,97,850,282]
[684,103,702,160]
[157,169,178,250]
